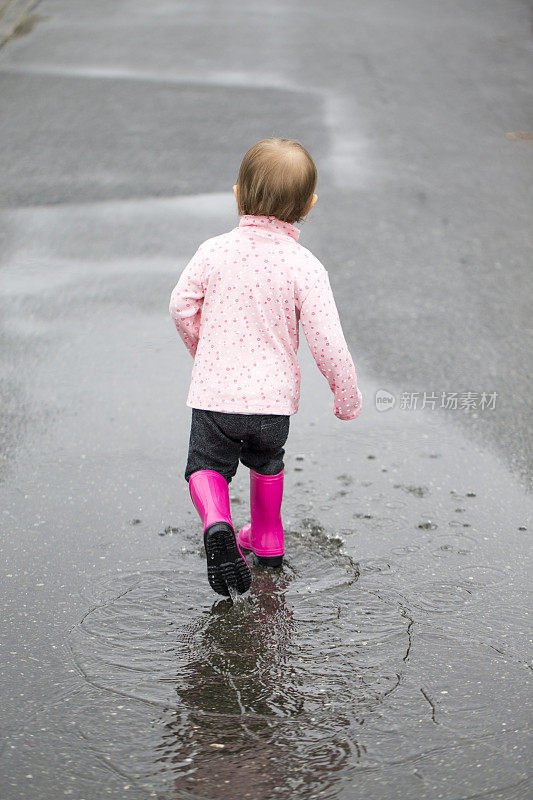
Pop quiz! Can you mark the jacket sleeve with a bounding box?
[168,246,206,358]
[299,270,362,420]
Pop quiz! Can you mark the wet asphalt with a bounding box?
[0,2,531,799]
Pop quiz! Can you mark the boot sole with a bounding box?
[204,522,252,597]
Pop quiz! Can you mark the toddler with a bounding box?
[169,138,362,597]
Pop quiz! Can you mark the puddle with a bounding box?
[23,526,521,800]
[64,529,410,798]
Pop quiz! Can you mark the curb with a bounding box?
[0,0,40,47]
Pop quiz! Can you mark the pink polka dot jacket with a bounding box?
[169,214,362,420]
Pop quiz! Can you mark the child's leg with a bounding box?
[185,408,243,484]
[185,409,251,595]
[239,415,290,566]
[239,414,290,476]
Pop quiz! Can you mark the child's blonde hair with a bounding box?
[235,138,317,224]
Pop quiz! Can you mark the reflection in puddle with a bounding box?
[68,529,410,798]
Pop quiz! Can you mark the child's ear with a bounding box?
[304,193,318,216]
[233,184,241,212]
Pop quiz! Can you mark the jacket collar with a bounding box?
[238,214,300,242]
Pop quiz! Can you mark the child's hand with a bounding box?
[334,388,362,420]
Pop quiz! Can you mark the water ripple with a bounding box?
[68,529,410,798]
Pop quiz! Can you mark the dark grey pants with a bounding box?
[185,408,290,484]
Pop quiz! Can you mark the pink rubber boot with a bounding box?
[238,469,284,567]
[189,470,251,596]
